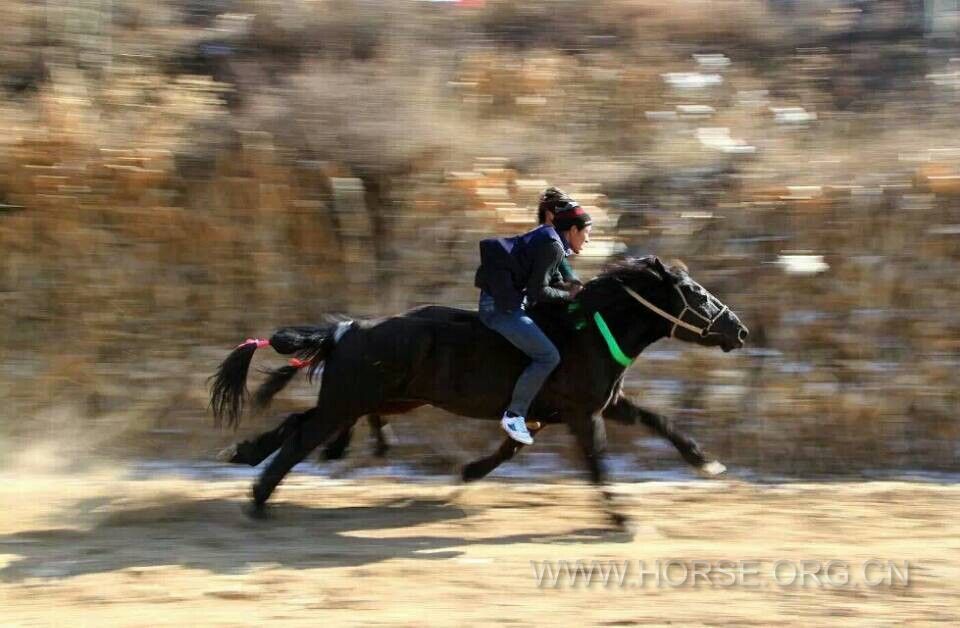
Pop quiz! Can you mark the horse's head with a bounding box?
[587,256,748,353]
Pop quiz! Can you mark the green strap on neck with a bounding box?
[592,311,633,367]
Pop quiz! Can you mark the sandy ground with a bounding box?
[0,457,958,627]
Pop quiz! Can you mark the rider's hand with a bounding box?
[568,283,583,299]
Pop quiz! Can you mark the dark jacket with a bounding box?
[474,225,574,312]
[558,257,580,285]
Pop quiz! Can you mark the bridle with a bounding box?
[619,281,729,339]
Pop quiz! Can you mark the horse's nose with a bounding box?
[738,326,749,343]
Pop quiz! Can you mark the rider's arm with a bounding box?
[558,257,582,285]
[526,241,573,305]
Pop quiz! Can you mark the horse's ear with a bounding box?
[641,265,663,282]
[649,256,668,279]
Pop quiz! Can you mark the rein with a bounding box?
[619,282,728,339]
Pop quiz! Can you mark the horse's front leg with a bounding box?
[568,413,628,530]
[602,394,725,476]
[461,422,543,482]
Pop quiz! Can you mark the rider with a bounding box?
[474,191,592,445]
[537,187,583,289]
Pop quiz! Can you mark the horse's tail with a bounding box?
[249,324,335,414]
[209,322,352,429]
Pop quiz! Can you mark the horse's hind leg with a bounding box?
[321,423,355,461]
[368,414,395,458]
[321,414,393,461]
[323,401,419,463]
[218,411,309,466]
[461,422,543,482]
[251,408,357,511]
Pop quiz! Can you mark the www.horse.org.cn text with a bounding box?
[530,559,913,589]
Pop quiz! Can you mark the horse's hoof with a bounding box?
[699,460,727,477]
[322,444,348,461]
[243,501,270,520]
[216,444,240,464]
[607,511,631,531]
[460,462,487,483]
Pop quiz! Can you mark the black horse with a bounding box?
[210,256,748,526]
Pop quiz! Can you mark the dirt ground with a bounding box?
[1,454,958,626]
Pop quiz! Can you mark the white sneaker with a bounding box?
[501,413,534,445]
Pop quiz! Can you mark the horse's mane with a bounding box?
[578,255,684,313]
[592,255,686,283]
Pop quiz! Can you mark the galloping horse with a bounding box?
[210,256,748,526]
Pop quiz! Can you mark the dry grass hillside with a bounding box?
[0,0,957,474]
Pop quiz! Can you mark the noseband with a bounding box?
[619,282,728,339]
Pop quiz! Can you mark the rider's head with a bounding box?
[538,187,574,225]
[553,202,592,254]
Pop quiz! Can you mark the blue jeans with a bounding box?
[478,292,561,417]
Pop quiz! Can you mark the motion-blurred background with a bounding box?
[1,0,958,477]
